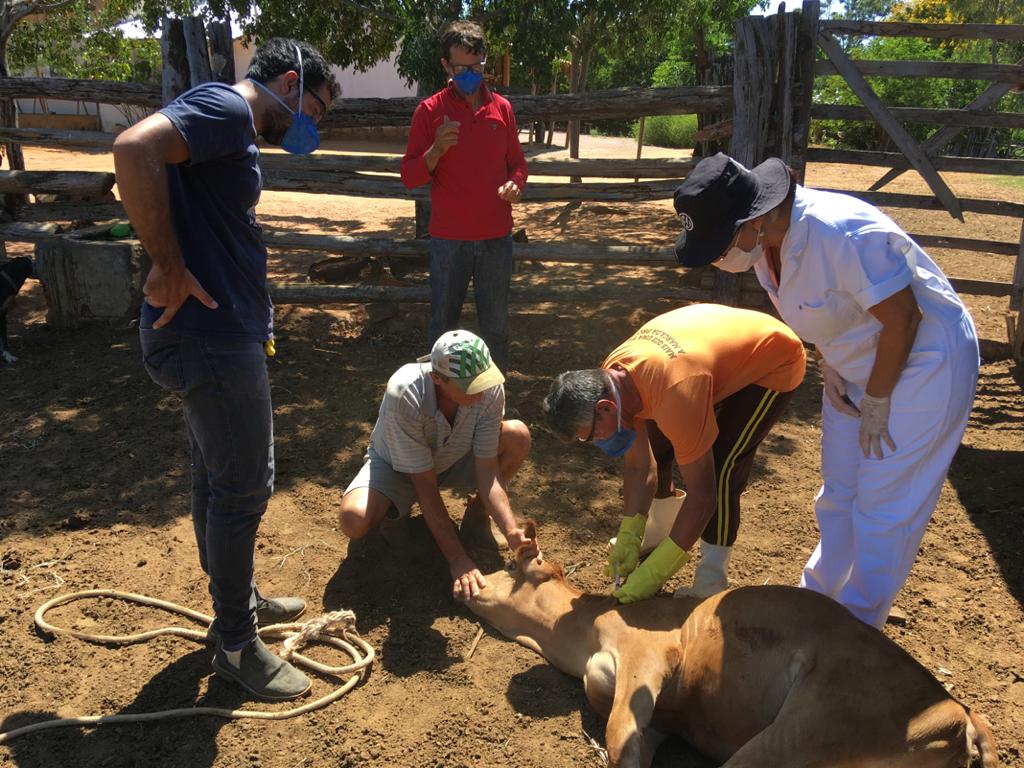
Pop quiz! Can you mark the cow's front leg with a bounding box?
[604,655,667,768]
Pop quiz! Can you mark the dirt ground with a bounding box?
[1,134,1023,768]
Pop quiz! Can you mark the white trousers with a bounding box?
[800,316,979,628]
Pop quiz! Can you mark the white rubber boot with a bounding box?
[639,490,686,555]
[673,542,732,599]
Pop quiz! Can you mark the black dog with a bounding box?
[1,257,33,363]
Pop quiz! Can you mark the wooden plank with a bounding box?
[811,103,1024,129]
[947,278,1012,297]
[0,222,61,242]
[265,232,427,256]
[814,59,1024,82]
[261,170,681,201]
[268,281,713,305]
[818,31,965,219]
[258,153,698,179]
[806,147,1024,175]
[0,77,163,108]
[910,233,1017,256]
[323,86,733,129]
[265,231,679,264]
[820,20,1024,41]
[0,170,115,196]
[814,188,1024,217]
[182,17,212,87]
[0,79,731,124]
[14,202,125,222]
[869,57,1024,190]
[0,126,114,150]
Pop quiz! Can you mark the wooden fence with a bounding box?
[0,4,1022,355]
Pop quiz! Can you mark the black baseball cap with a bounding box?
[672,153,792,267]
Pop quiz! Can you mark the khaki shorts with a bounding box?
[344,450,478,518]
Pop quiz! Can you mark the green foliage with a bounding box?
[651,56,695,88]
[635,113,698,148]
[8,1,160,83]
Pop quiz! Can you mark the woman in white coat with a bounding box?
[672,153,979,629]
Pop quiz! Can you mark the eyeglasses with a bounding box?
[307,89,328,122]
[578,407,598,443]
[449,60,486,75]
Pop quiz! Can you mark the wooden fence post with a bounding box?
[161,18,189,106]
[1008,219,1024,362]
[182,17,212,87]
[792,0,820,181]
[207,19,235,84]
[722,13,775,306]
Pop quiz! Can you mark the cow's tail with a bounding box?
[966,709,998,768]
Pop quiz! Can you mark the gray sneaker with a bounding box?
[211,637,311,701]
[256,595,306,625]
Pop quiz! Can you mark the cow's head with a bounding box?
[466,521,578,646]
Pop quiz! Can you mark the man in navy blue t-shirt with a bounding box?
[114,38,338,702]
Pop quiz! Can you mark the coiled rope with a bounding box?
[0,589,374,744]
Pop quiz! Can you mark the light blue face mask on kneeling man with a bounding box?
[249,44,320,155]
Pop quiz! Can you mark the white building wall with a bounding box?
[232,39,416,98]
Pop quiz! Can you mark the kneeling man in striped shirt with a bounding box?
[340,330,532,601]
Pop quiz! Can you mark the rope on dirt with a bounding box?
[0,589,375,745]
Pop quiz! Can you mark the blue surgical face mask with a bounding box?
[594,379,637,458]
[452,69,484,96]
[250,45,320,155]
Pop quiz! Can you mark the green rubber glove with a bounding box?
[605,513,647,579]
[613,537,691,604]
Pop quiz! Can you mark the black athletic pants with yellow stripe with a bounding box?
[649,384,796,547]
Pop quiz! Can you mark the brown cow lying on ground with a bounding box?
[466,522,997,768]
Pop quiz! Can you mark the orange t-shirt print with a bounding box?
[602,304,806,465]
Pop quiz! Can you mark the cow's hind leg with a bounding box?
[719,722,817,768]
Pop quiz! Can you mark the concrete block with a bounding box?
[34,232,150,329]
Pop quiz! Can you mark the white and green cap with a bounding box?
[418,330,505,395]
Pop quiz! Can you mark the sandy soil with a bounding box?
[1,134,1022,768]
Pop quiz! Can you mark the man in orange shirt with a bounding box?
[543,304,806,603]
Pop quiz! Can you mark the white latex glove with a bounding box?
[820,360,860,418]
[858,394,897,459]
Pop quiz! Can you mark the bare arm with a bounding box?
[113,113,216,326]
[865,286,922,398]
[474,455,527,550]
[409,469,484,599]
[669,447,717,551]
[622,420,657,519]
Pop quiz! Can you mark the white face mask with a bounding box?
[714,221,764,273]
[715,244,763,273]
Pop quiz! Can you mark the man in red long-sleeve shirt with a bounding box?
[400,19,528,375]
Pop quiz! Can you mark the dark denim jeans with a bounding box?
[428,235,514,373]
[140,327,273,649]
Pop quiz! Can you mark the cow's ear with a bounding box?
[515,520,540,569]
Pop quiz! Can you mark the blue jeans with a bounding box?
[428,235,514,374]
[140,327,273,649]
